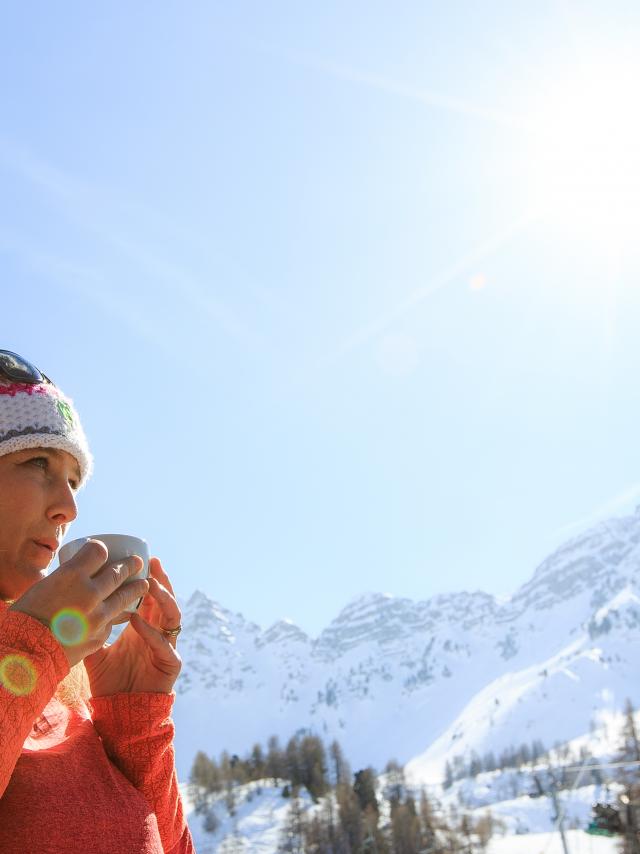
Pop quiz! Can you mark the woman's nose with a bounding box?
[47,481,78,525]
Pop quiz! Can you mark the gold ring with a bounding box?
[162,625,182,638]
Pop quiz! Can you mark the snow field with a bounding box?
[487,829,616,854]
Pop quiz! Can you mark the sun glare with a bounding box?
[525,57,640,244]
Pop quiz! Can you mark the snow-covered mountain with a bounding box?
[173,508,640,785]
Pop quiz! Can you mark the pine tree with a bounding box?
[218,751,237,816]
[229,752,247,785]
[299,735,329,801]
[303,814,326,853]
[620,700,640,765]
[390,798,421,854]
[418,789,439,851]
[329,739,350,788]
[267,735,286,784]
[189,751,220,813]
[481,750,497,773]
[337,781,364,852]
[354,768,378,816]
[286,736,302,788]
[278,792,305,853]
[474,812,494,852]
[304,796,351,854]
[362,804,388,854]
[384,759,406,807]
[469,752,482,778]
[190,751,216,789]
[459,813,474,853]
[250,743,266,780]
[219,751,233,787]
[531,739,546,762]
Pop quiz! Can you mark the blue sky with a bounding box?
[2,2,640,635]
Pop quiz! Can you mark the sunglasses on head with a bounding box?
[0,350,54,386]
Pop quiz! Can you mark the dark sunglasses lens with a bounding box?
[0,350,44,383]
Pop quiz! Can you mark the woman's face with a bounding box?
[0,447,79,601]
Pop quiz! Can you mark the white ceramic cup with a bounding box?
[58,534,150,620]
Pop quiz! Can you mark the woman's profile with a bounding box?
[0,349,195,853]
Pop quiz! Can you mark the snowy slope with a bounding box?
[487,830,616,854]
[183,781,316,853]
[173,508,640,784]
[183,774,621,853]
[181,701,636,851]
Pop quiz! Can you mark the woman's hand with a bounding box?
[84,557,182,696]
[10,541,149,668]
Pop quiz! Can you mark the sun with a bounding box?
[523,54,640,245]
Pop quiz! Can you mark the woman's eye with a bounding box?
[30,457,48,470]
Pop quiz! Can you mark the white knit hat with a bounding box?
[0,379,93,486]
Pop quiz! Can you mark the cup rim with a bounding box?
[59,534,149,562]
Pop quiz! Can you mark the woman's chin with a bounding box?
[22,559,50,581]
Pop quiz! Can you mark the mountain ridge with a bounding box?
[173,507,640,785]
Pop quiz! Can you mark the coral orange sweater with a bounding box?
[0,602,195,853]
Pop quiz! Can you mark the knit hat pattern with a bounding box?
[0,380,93,485]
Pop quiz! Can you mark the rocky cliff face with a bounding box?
[173,508,640,782]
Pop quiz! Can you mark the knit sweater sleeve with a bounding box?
[0,608,70,797]
[90,692,194,854]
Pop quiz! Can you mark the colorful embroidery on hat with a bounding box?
[57,400,74,426]
[0,383,48,398]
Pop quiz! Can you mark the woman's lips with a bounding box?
[33,541,55,556]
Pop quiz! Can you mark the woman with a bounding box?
[0,350,195,853]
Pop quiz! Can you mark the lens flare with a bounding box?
[0,654,37,696]
[469,273,487,291]
[50,608,88,646]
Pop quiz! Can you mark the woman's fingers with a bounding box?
[128,612,163,649]
[102,577,149,622]
[149,557,176,597]
[102,555,143,594]
[135,570,183,648]
[129,613,182,668]
[119,558,182,649]
[60,539,109,577]
[143,578,181,644]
